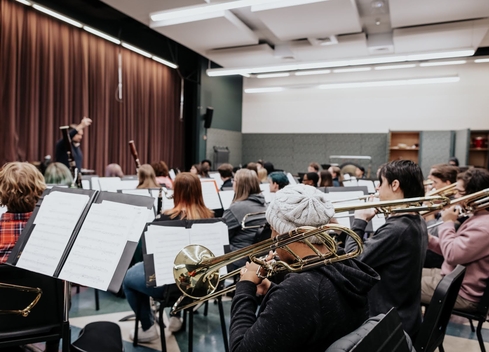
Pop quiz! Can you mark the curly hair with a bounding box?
[0,162,46,213]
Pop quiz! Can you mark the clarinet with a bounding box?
[157,187,163,216]
[60,126,82,188]
[128,140,141,173]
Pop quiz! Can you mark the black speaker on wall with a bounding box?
[204,107,214,129]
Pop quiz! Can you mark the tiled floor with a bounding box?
[34,286,489,352]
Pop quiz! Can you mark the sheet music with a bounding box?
[343,177,358,187]
[190,222,228,275]
[17,191,90,276]
[219,190,234,210]
[119,179,139,190]
[200,180,222,210]
[90,176,100,190]
[59,200,152,290]
[209,172,223,189]
[145,225,190,286]
[261,186,273,204]
[358,180,376,194]
[81,180,90,190]
[162,189,174,211]
[287,173,297,185]
[169,169,176,180]
[120,190,155,221]
[98,177,122,192]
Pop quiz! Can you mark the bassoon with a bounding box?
[60,126,82,188]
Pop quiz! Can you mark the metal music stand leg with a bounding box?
[217,297,229,352]
[188,309,194,352]
[62,280,71,352]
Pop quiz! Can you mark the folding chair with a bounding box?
[415,265,466,352]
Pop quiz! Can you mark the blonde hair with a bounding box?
[164,173,214,220]
[0,162,46,213]
[257,168,268,183]
[137,164,160,189]
[233,169,261,202]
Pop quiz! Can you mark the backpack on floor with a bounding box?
[71,321,123,352]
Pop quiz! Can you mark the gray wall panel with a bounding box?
[206,129,242,168]
[420,131,453,177]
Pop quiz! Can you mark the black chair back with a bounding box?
[414,265,466,352]
[0,265,67,348]
[325,308,412,352]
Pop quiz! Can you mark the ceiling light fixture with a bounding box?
[152,56,179,69]
[374,64,416,70]
[83,26,120,45]
[245,87,285,93]
[15,0,31,5]
[333,67,371,73]
[295,69,331,76]
[207,49,475,77]
[32,4,82,28]
[256,72,290,79]
[419,60,466,67]
[474,58,489,63]
[251,0,328,12]
[121,43,152,58]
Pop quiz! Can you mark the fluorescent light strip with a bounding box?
[83,26,120,45]
[374,64,416,71]
[419,60,466,67]
[32,4,82,27]
[152,56,179,69]
[16,0,31,5]
[251,0,327,12]
[207,49,475,77]
[295,69,331,76]
[121,43,152,58]
[245,87,285,93]
[333,67,371,73]
[256,72,290,79]
[474,58,489,63]
[318,76,459,89]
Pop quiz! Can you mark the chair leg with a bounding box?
[476,319,486,352]
[133,301,141,347]
[469,318,476,332]
[188,309,194,352]
[204,301,209,316]
[439,344,445,352]
[217,297,229,352]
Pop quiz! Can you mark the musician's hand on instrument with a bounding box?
[441,205,459,223]
[256,279,271,296]
[240,261,264,285]
[354,208,377,222]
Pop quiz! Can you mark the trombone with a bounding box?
[0,283,42,317]
[171,223,363,313]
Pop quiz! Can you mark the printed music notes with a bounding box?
[200,179,222,210]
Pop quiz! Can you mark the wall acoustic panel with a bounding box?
[419,131,453,177]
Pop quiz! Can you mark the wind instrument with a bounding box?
[0,283,42,317]
[60,126,82,188]
[128,140,141,173]
[171,224,362,313]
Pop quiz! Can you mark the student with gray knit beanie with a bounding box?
[229,184,380,352]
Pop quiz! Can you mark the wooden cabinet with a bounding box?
[468,130,489,168]
[388,131,420,163]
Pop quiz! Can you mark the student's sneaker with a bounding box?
[168,316,183,333]
[129,324,159,343]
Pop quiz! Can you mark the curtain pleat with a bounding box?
[0,0,184,175]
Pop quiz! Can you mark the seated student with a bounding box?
[308,162,321,173]
[257,168,268,183]
[137,164,160,189]
[448,157,459,167]
[201,159,212,171]
[268,171,289,192]
[44,162,73,187]
[229,184,379,352]
[246,162,258,175]
[123,173,214,341]
[424,163,459,268]
[345,160,427,341]
[319,170,333,187]
[1,162,46,263]
[105,163,124,178]
[302,172,319,187]
[190,163,202,177]
[223,169,267,270]
[355,166,366,179]
[263,161,275,175]
[328,166,343,187]
[218,163,234,190]
[151,161,173,189]
[422,168,489,311]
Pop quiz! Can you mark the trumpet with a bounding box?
[171,223,362,313]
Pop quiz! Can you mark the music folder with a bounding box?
[143,218,229,288]
[7,186,155,293]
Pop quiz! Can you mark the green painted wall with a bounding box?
[196,59,243,161]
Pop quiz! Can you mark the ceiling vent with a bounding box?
[367,33,394,54]
[308,36,338,46]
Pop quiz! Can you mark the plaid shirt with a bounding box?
[0,212,32,263]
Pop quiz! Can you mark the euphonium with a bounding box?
[0,283,42,317]
[171,223,362,313]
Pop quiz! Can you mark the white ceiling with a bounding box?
[101,0,489,71]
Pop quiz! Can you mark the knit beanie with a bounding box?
[266,184,335,234]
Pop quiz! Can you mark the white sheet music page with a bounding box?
[190,222,228,275]
[287,173,297,185]
[98,177,122,192]
[59,200,151,290]
[200,180,222,210]
[145,225,189,287]
[16,191,90,276]
[209,172,223,189]
[324,191,365,228]
[358,180,376,194]
[218,190,234,210]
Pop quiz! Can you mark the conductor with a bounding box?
[55,117,92,171]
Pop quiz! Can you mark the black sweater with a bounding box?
[229,257,379,352]
[345,214,427,341]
